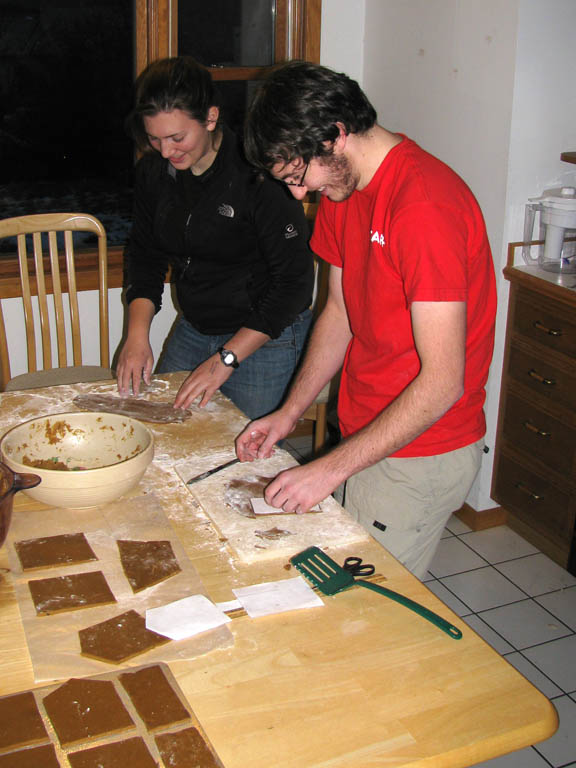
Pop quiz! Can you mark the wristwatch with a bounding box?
[218,347,239,369]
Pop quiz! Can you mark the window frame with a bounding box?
[135,0,321,76]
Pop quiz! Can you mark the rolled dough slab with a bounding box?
[176,451,369,564]
[73,394,191,423]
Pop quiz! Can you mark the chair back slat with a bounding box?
[32,231,53,370]
[63,229,83,366]
[47,229,68,367]
[97,230,110,367]
[17,232,38,372]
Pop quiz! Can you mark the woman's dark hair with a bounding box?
[126,56,219,151]
[244,61,377,170]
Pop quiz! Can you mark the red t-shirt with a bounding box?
[310,136,496,457]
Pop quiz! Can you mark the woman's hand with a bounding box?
[173,354,233,410]
[116,339,154,396]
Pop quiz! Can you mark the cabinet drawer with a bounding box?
[493,454,575,548]
[515,296,576,359]
[508,345,576,411]
[502,393,576,475]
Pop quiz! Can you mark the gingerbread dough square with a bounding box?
[79,609,170,664]
[119,664,190,732]
[15,533,97,571]
[42,678,134,747]
[0,691,49,754]
[0,744,60,768]
[28,571,116,616]
[117,539,181,593]
[155,726,220,768]
[67,736,157,768]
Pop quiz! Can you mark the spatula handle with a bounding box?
[356,580,462,639]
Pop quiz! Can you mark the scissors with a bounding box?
[342,556,375,577]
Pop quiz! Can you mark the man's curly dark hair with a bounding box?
[244,61,377,171]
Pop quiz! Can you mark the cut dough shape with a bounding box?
[28,571,116,616]
[73,393,191,423]
[15,533,97,571]
[0,744,60,768]
[0,691,49,754]
[155,726,220,768]
[79,609,170,664]
[42,678,134,748]
[117,539,181,593]
[67,736,157,768]
[119,664,190,732]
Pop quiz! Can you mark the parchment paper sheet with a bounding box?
[6,494,232,683]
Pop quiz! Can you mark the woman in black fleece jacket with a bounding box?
[117,57,314,420]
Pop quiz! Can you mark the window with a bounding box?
[0,0,134,248]
[0,1,320,263]
[138,0,321,140]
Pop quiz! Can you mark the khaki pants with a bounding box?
[345,440,483,579]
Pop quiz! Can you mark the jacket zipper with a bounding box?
[181,212,193,277]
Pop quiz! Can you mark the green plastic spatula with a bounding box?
[290,546,462,640]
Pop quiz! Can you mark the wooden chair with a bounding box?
[288,201,340,454]
[0,213,113,392]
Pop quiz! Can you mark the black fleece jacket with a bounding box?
[124,125,314,338]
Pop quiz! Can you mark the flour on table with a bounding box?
[175,450,369,564]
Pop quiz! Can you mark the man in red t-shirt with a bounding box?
[236,62,496,578]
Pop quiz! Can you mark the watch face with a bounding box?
[223,352,234,365]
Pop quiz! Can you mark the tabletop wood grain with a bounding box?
[0,374,558,767]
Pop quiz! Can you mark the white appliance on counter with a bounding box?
[523,186,576,273]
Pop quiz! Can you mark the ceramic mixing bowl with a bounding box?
[0,412,154,509]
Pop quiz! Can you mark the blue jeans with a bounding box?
[157,311,312,420]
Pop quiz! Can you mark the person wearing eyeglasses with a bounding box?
[236,61,496,579]
[117,57,314,419]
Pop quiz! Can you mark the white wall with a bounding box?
[321,0,576,510]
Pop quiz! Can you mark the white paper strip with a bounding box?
[233,576,324,618]
[146,594,231,641]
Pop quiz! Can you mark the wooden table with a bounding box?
[0,374,558,767]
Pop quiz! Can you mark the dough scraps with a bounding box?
[73,393,191,423]
[155,726,220,768]
[28,571,116,616]
[42,678,134,748]
[79,609,170,664]
[67,736,157,768]
[0,744,60,768]
[0,691,49,754]
[117,539,181,593]
[15,533,97,571]
[119,664,190,732]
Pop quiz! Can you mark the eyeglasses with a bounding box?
[284,161,309,187]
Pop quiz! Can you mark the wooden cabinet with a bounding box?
[492,257,576,574]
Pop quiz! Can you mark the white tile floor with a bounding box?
[284,435,576,768]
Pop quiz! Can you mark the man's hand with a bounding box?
[263,460,339,513]
[173,354,234,410]
[236,410,297,461]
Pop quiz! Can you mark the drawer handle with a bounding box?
[528,369,556,386]
[514,482,543,501]
[533,320,563,337]
[523,421,551,438]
